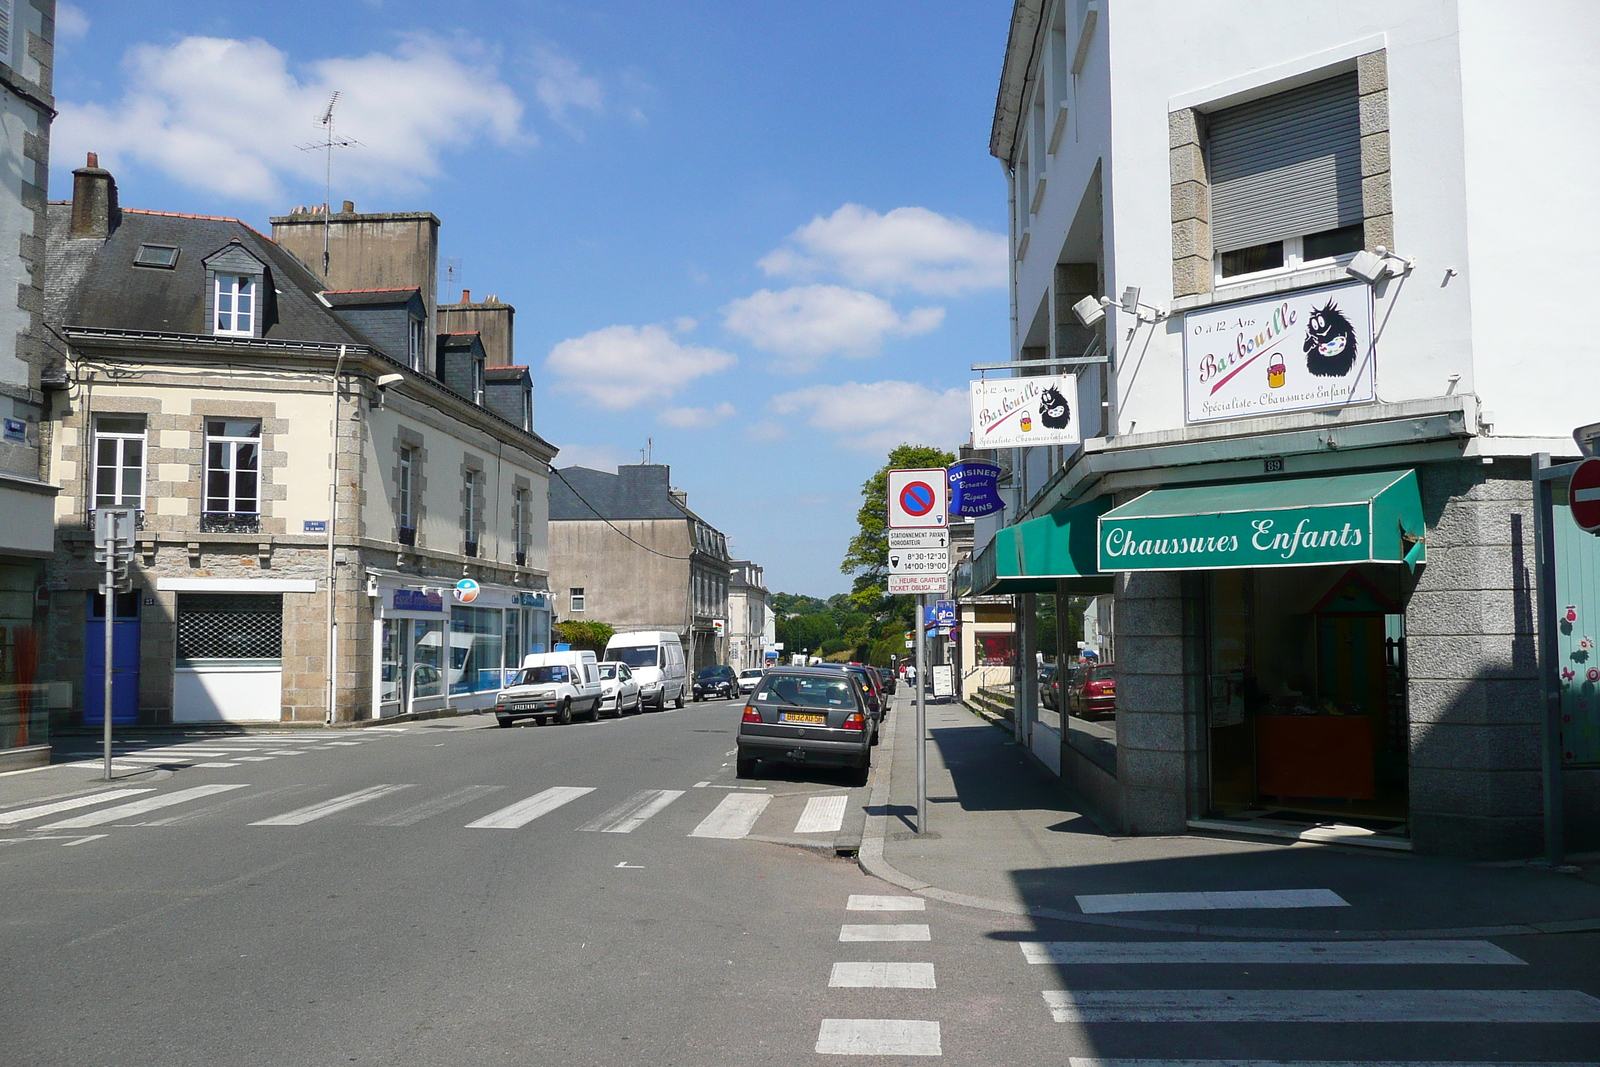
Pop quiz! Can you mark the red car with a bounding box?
[1068,662,1116,720]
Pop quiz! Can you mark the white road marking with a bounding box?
[615,861,644,869]
[62,834,107,847]
[848,894,925,912]
[262,750,307,756]
[193,762,241,768]
[794,795,849,834]
[233,756,276,762]
[688,793,771,839]
[369,785,505,826]
[1075,889,1348,914]
[0,789,154,826]
[101,756,197,765]
[725,750,738,756]
[1020,940,1525,966]
[693,781,710,788]
[250,784,413,826]
[1041,988,1600,1023]
[578,789,685,833]
[830,962,937,988]
[325,742,364,746]
[816,1019,941,1056]
[840,924,931,942]
[364,727,408,732]
[466,787,595,829]
[42,785,249,829]
[143,784,310,826]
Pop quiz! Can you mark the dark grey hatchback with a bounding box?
[736,667,873,785]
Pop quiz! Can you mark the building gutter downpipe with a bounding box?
[326,345,347,725]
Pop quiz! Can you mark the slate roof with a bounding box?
[43,204,376,347]
[550,465,690,522]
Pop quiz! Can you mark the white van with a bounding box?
[603,631,687,711]
[493,650,604,727]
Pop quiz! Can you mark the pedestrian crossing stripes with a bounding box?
[794,795,849,834]
[466,787,595,829]
[688,792,771,838]
[830,962,937,988]
[848,894,924,911]
[816,1019,941,1056]
[840,924,931,942]
[578,789,685,833]
[251,785,414,826]
[43,784,249,829]
[0,788,153,826]
[1020,940,1526,966]
[1075,889,1348,914]
[1040,988,1600,1023]
[369,785,506,826]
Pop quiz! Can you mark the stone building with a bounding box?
[726,560,770,670]
[548,464,731,671]
[0,0,54,770]
[39,163,556,726]
[974,0,1598,857]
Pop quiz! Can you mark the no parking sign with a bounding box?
[887,468,948,529]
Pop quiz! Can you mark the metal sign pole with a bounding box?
[915,592,928,836]
[1532,453,1566,866]
[102,534,116,781]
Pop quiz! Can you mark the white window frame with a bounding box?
[204,419,261,516]
[213,274,257,336]
[463,469,480,547]
[570,587,586,614]
[407,317,425,371]
[1212,232,1363,289]
[512,487,528,556]
[93,415,147,510]
[397,447,415,530]
[472,357,485,405]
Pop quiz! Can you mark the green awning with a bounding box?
[973,497,1115,595]
[1098,469,1426,573]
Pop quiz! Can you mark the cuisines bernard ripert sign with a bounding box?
[1183,281,1375,424]
[970,374,1080,449]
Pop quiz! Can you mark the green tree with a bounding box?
[553,619,615,653]
[841,443,956,594]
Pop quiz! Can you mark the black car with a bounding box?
[737,667,873,785]
[877,667,897,695]
[693,665,739,701]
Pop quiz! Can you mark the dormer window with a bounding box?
[214,275,256,335]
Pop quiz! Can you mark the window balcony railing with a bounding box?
[87,508,146,531]
[397,525,417,547]
[199,511,261,534]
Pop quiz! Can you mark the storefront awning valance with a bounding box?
[1098,469,1426,573]
[973,497,1116,595]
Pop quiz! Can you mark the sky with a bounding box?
[50,1,1013,597]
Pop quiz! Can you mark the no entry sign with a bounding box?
[887,468,948,529]
[1571,458,1600,533]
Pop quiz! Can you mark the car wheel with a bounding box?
[735,756,757,779]
[588,700,602,722]
[675,689,685,709]
[870,724,881,746]
[496,715,514,728]
[556,699,572,726]
[849,758,870,788]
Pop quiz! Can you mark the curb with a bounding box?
[855,699,1600,940]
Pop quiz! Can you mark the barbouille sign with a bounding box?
[1184,280,1375,424]
[970,373,1080,449]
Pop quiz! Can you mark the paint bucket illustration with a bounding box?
[1268,353,1286,389]
[1020,413,1033,432]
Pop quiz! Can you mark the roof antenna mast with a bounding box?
[298,91,361,277]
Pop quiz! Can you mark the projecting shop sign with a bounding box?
[1184,280,1374,424]
[970,375,1079,449]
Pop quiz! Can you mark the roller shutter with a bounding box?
[1207,72,1362,253]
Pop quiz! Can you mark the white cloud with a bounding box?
[553,443,631,473]
[532,45,603,130]
[723,285,944,366]
[57,4,90,39]
[659,402,736,429]
[771,380,970,453]
[743,421,788,442]
[546,323,737,410]
[759,203,1008,297]
[56,34,523,203]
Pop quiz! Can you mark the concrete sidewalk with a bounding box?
[858,693,1600,939]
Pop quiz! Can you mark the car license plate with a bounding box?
[781,712,826,725]
[515,703,535,711]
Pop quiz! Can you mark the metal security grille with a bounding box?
[1208,72,1362,252]
[176,593,283,660]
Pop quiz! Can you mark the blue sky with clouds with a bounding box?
[51,1,1012,596]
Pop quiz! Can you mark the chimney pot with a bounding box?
[461,289,470,303]
[341,200,355,213]
[86,152,98,168]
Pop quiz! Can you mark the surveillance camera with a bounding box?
[376,373,405,388]
[1072,294,1107,327]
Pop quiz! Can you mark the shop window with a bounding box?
[412,619,444,699]
[176,593,282,665]
[978,632,1016,666]
[450,605,505,694]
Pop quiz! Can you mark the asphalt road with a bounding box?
[3,695,1598,1065]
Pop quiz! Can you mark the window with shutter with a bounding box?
[1208,73,1365,281]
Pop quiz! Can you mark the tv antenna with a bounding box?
[445,258,463,297]
[298,91,361,275]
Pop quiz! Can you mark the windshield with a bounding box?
[597,665,616,680]
[610,646,658,668]
[696,667,725,680]
[513,665,568,685]
[740,669,763,679]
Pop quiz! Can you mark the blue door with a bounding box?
[84,591,140,726]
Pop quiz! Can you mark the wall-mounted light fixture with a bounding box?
[1071,288,1168,328]
[1346,245,1415,284]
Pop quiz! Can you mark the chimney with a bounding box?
[461,289,470,303]
[341,200,355,213]
[438,288,516,367]
[669,488,688,510]
[70,152,119,239]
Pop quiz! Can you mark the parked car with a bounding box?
[604,630,688,710]
[596,661,641,717]
[818,663,885,723]
[1068,662,1117,720]
[737,667,765,694]
[693,665,739,701]
[877,667,897,695]
[494,651,604,727]
[737,666,874,785]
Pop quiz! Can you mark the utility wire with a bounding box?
[549,465,695,561]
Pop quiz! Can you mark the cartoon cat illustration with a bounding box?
[1303,300,1359,377]
[1038,385,1071,429]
